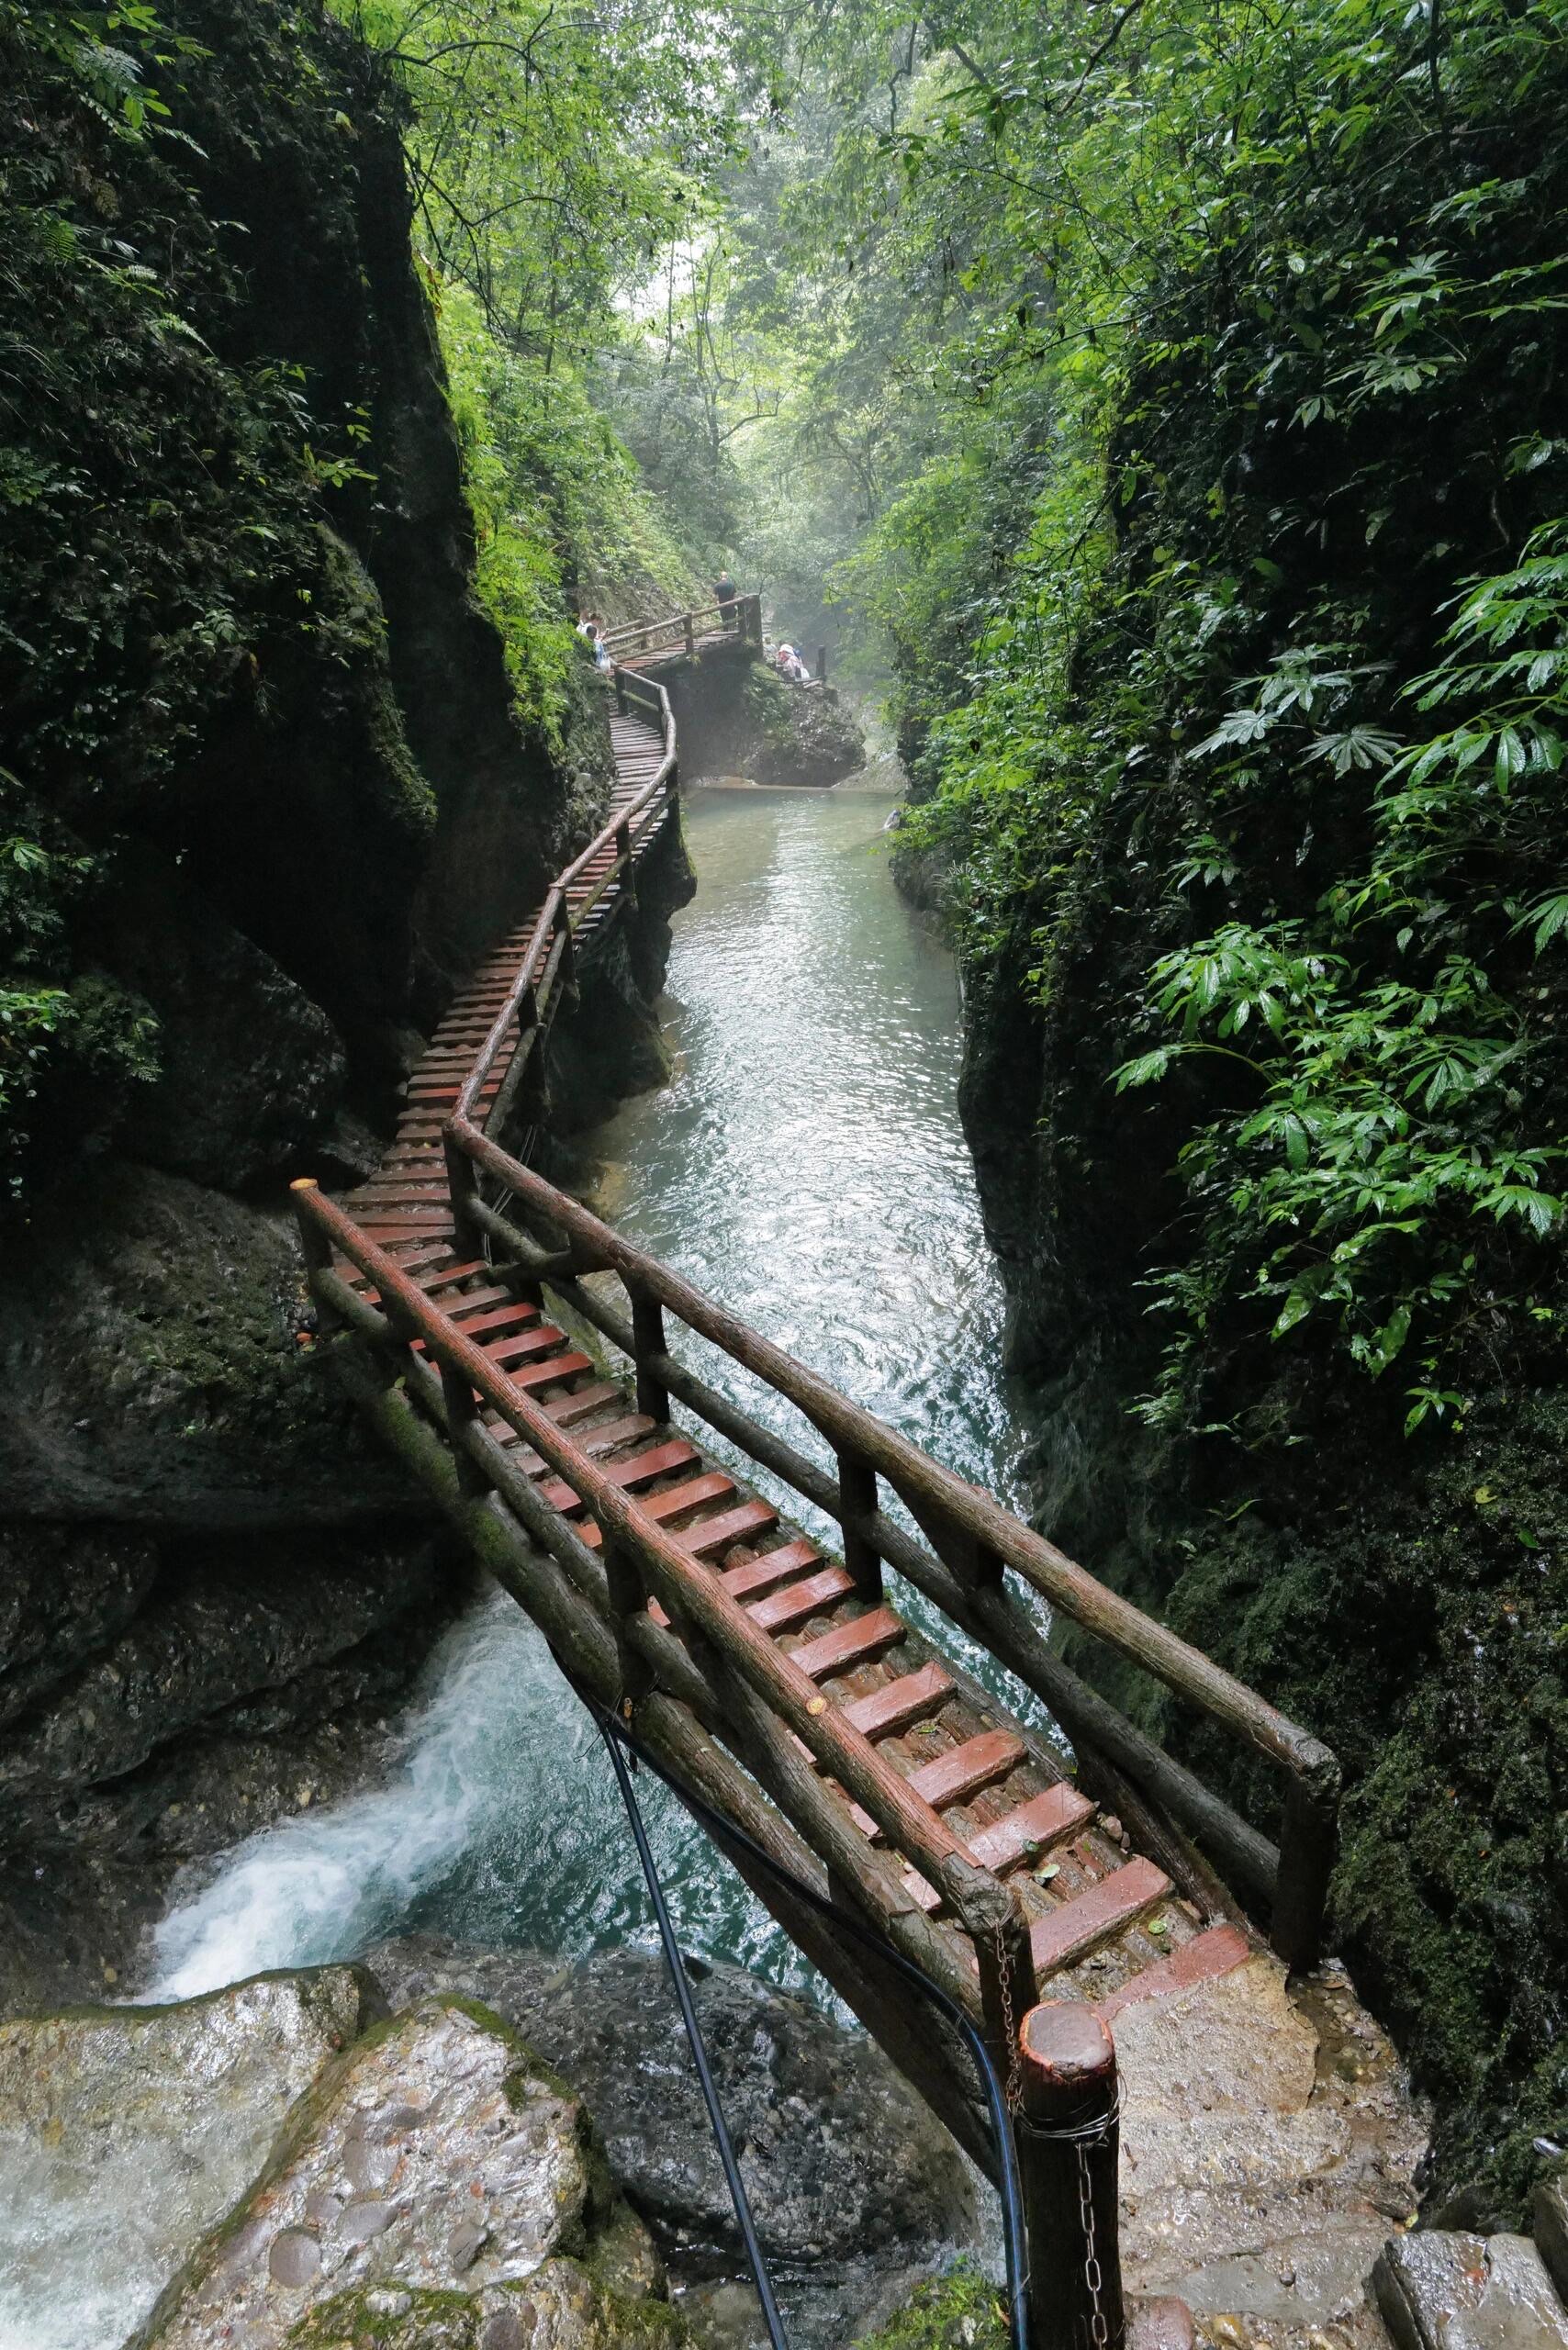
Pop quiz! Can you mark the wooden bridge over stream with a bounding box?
[291,604,1345,2350]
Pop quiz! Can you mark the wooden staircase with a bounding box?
[292,631,1340,2177]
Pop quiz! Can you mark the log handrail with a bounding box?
[301,595,1342,1980]
[447,1125,1336,1794]
[599,593,762,657]
[454,663,677,1131]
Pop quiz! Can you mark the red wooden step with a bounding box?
[505,1350,593,1393]
[346,1248,467,1297]
[747,1563,854,1633]
[413,1302,537,1350]
[1029,1857,1171,1979]
[535,1438,695,1513]
[599,1439,700,1491]
[352,1192,450,1212]
[505,1415,658,1479]
[965,1785,1094,1874]
[841,1663,954,1739]
[441,1286,516,1318]
[543,1382,622,1425]
[577,1414,658,1455]
[678,1499,778,1558]
[482,1324,570,1369]
[790,1607,906,1681]
[906,1729,1025,1809]
[639,1472,735,1523]
[357,1223,456,1248]
[420,1261,489,1292]
[488,1382,621,1442]
[1094,1923,1252,2020]
[722,1539,819,1600]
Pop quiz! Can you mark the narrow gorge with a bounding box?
[2,3,1566,2349]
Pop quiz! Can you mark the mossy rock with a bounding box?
[855,2262,1009,2350]
[137,1996,669,2349]
[286,2262,688,2348]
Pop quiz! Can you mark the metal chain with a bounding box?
[1075,2132,1111,2350]
[991,1922,1022,2115]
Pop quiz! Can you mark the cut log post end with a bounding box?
[1017,2000,1126,2350]
[1020,1999,1114,2096]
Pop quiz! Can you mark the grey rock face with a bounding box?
[658,646,867,791]
[362,1937,977,2272]
[0,1964,376,2350]
[0,1519,469,2020]
[0,1161,415,1527]
[1535,2182,1568,2307]
[0,1530,451,1810]
[746,684,867,791]
[135,1993,668,2349]
[106,852,349,1191]
[0,1523,160,1731]
[1373,2231,1568,2350]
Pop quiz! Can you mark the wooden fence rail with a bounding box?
[441,1120,1340,1971]
[599,594,763,661]
[290,611,1350,2345]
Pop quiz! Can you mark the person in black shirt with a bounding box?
[712,567,738,627]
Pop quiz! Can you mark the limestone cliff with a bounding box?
[0,1,679,2005]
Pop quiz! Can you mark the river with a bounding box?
[147,780,1046,2006]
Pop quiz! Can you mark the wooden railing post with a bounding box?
[966,1872,1036,2091]
[615,668,628,714]
[1271,1772,1339,1971]
[817,643,828,682]
[1018,2002,1126,2350]
[684,610,696,655]
[604,1534,655,1715]
[436,1358,489,1496]
[616,816,636,906]
[555,897,578,1003]
[629,1281,670,1425]
[291,1178,332,1281]
[443,1125,483,1259]
[836,1447,881,1599]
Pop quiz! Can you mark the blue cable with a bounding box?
[588,1694,1032,2350]
[594,1710,790,2350]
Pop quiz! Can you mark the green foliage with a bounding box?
[1111,526,1568,1426]
[331,1,742,708]
[0,11,311,1189]
[439,280,701,744]
[854,2261,1007,2350]
[723,0,1568,2216]
[734,0,1568,1437]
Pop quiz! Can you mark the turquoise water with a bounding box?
[149,784,1047,2005]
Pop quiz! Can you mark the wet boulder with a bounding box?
[1373,2232,1568,2350]
[0,1160,415,1526]
[362,1938,978,2272]
[135,1993,674,2349]
[0,1964,378,2349]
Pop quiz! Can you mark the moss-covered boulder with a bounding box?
[853,2263,1008,2350]
[281,2262,686,2350]
[136,1995,673,2350]
[651,642,867,788]
[0,1964,379,2350]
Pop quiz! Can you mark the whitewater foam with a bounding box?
[148,1583,579,1998]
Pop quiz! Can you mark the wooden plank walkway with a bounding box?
[323,677,1259,2033]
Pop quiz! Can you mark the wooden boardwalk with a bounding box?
[293,620,1341,2179]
